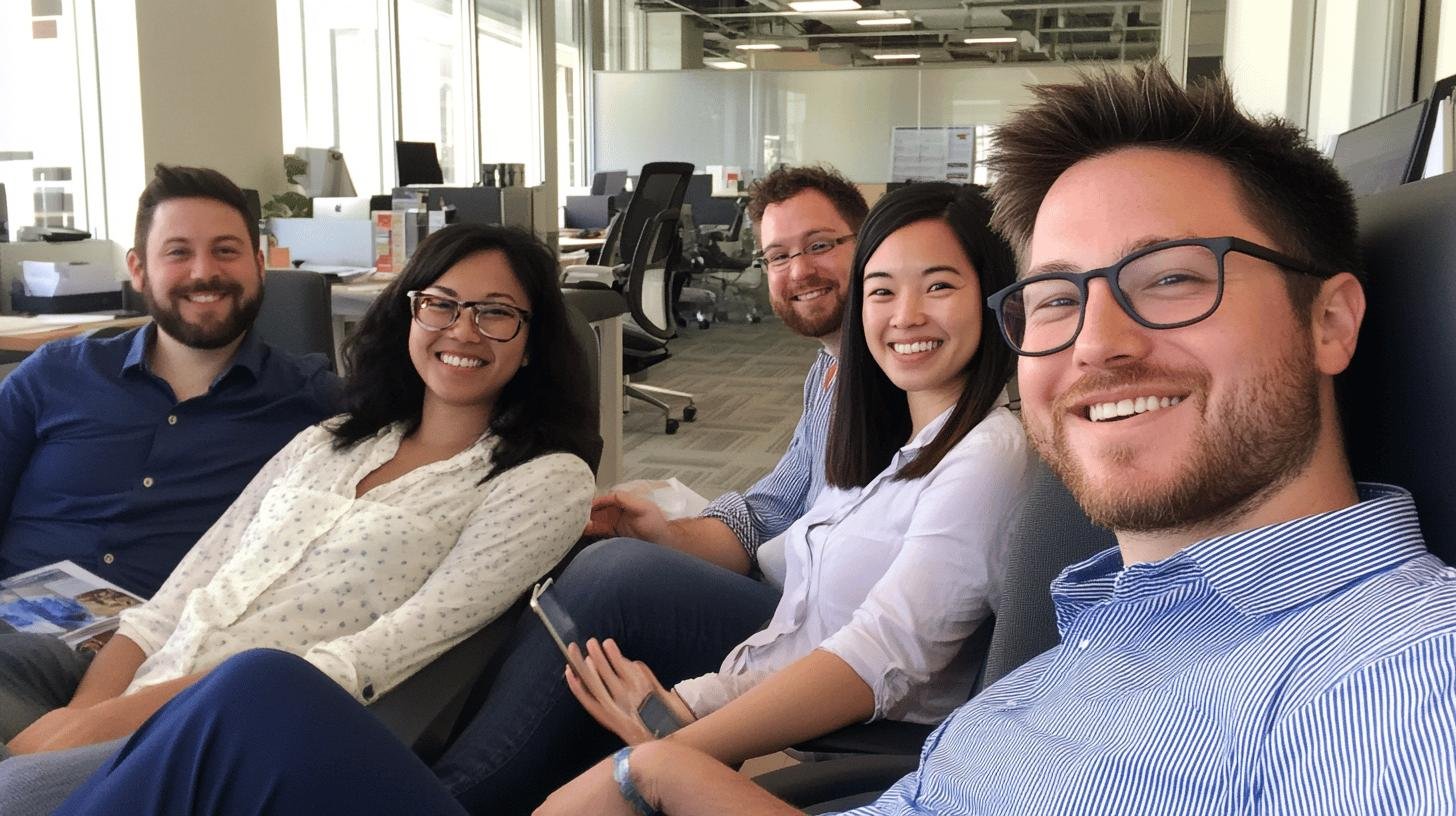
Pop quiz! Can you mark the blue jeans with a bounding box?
[436,537,779,813]
[58,538,778,815]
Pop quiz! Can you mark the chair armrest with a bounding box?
[562,264,618,287]
[792,719,934,756]
[754,754,919,810]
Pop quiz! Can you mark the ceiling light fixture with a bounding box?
[962,36,1018,45]
[705,58,749,69]
[856,17,913,26]
[735,42,782,50]
[788,0,861,12]
[870,52,920,60]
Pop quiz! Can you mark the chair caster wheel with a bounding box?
[748,314,762,324]
[666,419,680,434]
[683,405,698,422]
[698,320,711,330]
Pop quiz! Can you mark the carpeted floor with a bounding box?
[619,315,822,500]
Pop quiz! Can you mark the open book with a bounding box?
[0,561,144,650]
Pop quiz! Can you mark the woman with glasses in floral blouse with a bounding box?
[0,224,599,813]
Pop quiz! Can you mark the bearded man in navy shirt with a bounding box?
[0,165,337,739]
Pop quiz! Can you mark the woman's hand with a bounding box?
[584,493,670,542]
[565,638,696,745]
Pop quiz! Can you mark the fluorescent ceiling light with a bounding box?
[735,42,782,50]
[705,58,749,69]
[856,17,913,26]
[788,0,861,12]
[962,36,1018,45]
[870,52,920,60]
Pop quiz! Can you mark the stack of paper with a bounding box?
[21,261,118,297]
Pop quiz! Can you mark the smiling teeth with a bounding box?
[188,293,222,303]
[793,289,829,302]
[892,340,943,355]
[1088,395,1182,422]
[439,353,484,369]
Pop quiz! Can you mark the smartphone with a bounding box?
[637,691,686,738]
[530,578,590,678]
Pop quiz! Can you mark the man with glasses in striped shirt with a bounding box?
[530,63,1455,815]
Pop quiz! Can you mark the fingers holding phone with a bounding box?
[565,638,690,744]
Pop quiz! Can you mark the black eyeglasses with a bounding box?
[406,290,531,342]
[755,234,855,270]
[985,236,1328,357]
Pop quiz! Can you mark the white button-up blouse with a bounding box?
[675,406,1031,724]
[116,421,594,704]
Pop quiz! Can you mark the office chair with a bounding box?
[253,269,337,371]
[563,161,700,433]
[696,197,762,323]
[369,305,602,761]
[759,168,1456,814]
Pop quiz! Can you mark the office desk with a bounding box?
[559,235,607,253]
[0,315,150,353]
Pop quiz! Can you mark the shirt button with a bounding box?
[1077,639,1090,650]
[142,476,155,488]
[103,553,115,565]
[167,415,178,426]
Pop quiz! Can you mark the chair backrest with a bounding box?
[1340,171,1456,566]
[601,162,694,269]
[624,210,682,341]
[254,269,337,370]
[975,458,1117,692]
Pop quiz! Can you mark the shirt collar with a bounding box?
[901,405,956,453]
[1051,483,1429,625]
[121,324,267,385]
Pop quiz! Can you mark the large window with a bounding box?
[278,0,575,194]
[0,0,89,236]
[277,0,395,196]
[476,0,541,185]
[401,0,475,185]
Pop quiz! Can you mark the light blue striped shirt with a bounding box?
[701,348,835,569]
[845,484,1456,815]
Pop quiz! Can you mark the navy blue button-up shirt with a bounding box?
[0,325,340,597]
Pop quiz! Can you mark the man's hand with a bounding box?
[565,638,696,745]
[585,492,671,543]
[534,752,642,816]
[7,706,89,755]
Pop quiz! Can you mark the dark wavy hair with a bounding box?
[988,62,1358,316]
[134,164,259,258]
[331,224,600,481]
[825,183,1017,489]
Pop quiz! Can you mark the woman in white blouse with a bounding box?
[546,182,1032,799]
[0,223,597,810]
[43,184,1033,816]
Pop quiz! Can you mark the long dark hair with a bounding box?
[331,224,600,481]
[825,183,1016,488]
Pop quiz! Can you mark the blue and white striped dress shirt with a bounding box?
[843,484,1456,815]
[700,348,835,569]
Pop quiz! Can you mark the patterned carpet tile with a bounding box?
[620,318,822,498]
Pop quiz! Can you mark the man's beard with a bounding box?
[1025,342,1322,535]
[141,274,263,350]
[769,278,845,339]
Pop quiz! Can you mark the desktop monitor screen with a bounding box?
[591,170,628,197]
[396,141,445,186]
[1331,101,1430,197]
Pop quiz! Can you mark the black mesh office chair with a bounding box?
[563,162,700,433]
[761,170,1456,813]
[369,305,602,762]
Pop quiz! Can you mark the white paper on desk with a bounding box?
[20,261,118,297]
[296,264,375,280]
[0,314,114,336]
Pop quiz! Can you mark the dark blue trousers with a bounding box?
[57,538,779,815]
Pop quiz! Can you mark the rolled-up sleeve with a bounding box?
[818,428,1029,721]
[303,452,595,703]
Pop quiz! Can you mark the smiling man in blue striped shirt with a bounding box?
[530,63,1456,815]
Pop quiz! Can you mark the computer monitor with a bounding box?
[684,174,738,227]
[294,147,356,198]
[1330,100,1430,197]
[314,196,372,220]
[591,170,628,197]
[396,141,445,187]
